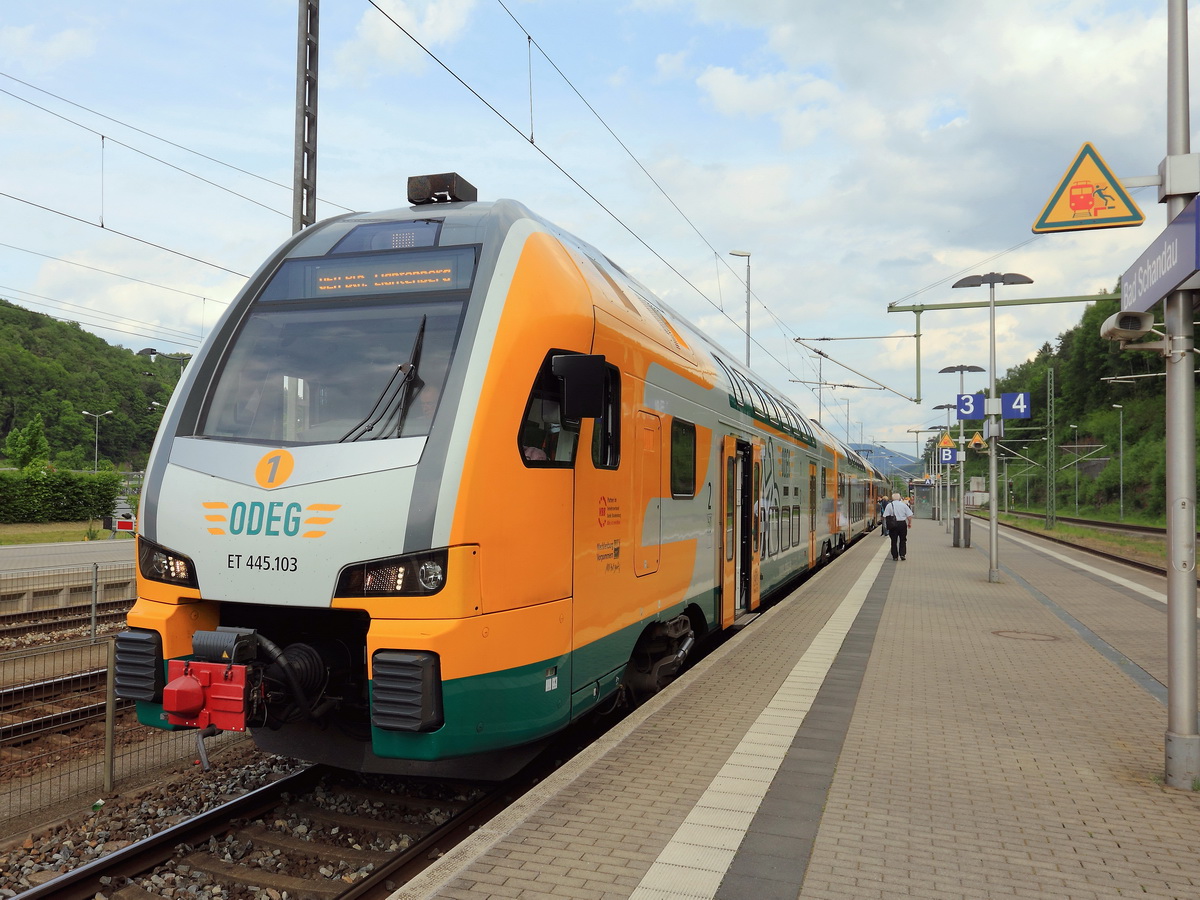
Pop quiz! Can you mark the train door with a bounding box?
[635,411,661,576]
[720,436,755,627]
[808,463,818,563]
[750,442,762,611]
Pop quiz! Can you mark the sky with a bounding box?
[0,0,1187,468]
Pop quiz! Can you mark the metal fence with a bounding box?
[1,630,245,833]
[0,563,135,617]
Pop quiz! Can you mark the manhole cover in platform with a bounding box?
[992,630,1059,641]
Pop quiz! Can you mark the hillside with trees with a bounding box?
[0,298,182,472]
[945,292,1193,522]
[0,291,1192,523]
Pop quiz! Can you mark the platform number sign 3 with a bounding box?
[956,394,981,419]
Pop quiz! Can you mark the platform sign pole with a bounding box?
[1163,0,1199,790]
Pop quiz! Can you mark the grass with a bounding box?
[0,521,136,545]
[995,512,1167,568]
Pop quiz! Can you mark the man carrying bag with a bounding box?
[883,492,914,561]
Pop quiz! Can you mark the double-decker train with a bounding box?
[114,173,886,777]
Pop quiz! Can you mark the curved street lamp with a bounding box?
[1069,424,1079,514]
[939,364,985,548]
[951,273,1033,582]
[1112,405,1124,520]
[81,409,113,472]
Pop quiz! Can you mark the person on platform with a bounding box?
[883,492,914,561]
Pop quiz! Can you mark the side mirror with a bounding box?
[551,354,607,419]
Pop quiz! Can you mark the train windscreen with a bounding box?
[197,247,475,445]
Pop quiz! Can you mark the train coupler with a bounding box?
[162,659,250,731]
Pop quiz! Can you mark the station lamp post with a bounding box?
[951,273,1033,583]
[1112,404,1124,520]
[138,347,189,378]
[81,409,113,472]
[933,403,956,531]
[1069,424,1079,514]
[939,364,985,549]
[728,251,751,367]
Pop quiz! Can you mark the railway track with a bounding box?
[0,600,131,640]
[0,667,128,748]
[15,764,513,900]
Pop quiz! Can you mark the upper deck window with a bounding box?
[329,220,441,254]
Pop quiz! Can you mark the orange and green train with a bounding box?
[114,173,886,778]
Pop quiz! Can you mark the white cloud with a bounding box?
[0,0,1184,445]
[0,25,94,72]
[333,0,478,82]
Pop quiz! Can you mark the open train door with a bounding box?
[719,435,755,628]
[808,462,818,564]
[750,442,762,611]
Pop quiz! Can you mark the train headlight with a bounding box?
[417,559,445,591]
[335,549,449,597]
[138,537,199,588]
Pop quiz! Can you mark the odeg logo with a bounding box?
[202,500,341,538]
[199,449,342,538]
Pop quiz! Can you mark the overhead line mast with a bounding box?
[292,0,319,233]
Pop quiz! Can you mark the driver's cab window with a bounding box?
[520,352,580,467]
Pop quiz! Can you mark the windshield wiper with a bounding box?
[339,316,427,443]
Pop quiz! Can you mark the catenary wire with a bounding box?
[0,71,355,215]
[368,0,817,393]
[0,241,228,306]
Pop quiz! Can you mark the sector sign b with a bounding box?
[1032,143,1144,234]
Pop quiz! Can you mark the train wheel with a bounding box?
[620,613,697,704]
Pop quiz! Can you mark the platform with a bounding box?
[392,521,1200,900]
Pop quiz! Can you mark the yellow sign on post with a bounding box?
[1032,142,1144,233]
[968,432,987,450]
[938,433,955,449]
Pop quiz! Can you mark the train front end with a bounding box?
[115,177,582,776]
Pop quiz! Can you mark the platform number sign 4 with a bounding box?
[959,393,1033,420]
[1001,392,1032,419]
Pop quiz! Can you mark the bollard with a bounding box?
[953,518,973,548]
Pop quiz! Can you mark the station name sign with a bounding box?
[1121,195,1200,312]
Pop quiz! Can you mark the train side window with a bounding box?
[670,419,696,497]
[791,505,802,546]
[519,351,580,468]
[590,364,621,470]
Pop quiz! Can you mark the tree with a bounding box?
[4,413,51,469]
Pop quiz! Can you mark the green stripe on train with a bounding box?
[369,596,707,761]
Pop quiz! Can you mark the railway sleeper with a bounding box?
[176,851,344,900]
[279,800,422,841]
[232,824,390,866]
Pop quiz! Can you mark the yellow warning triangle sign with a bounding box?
[1032,142,1144,233]
[938,432,954,449]
[968,432,987,450]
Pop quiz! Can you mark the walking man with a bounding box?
[883,492,914,561]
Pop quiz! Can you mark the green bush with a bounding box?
[0,465,122,523]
